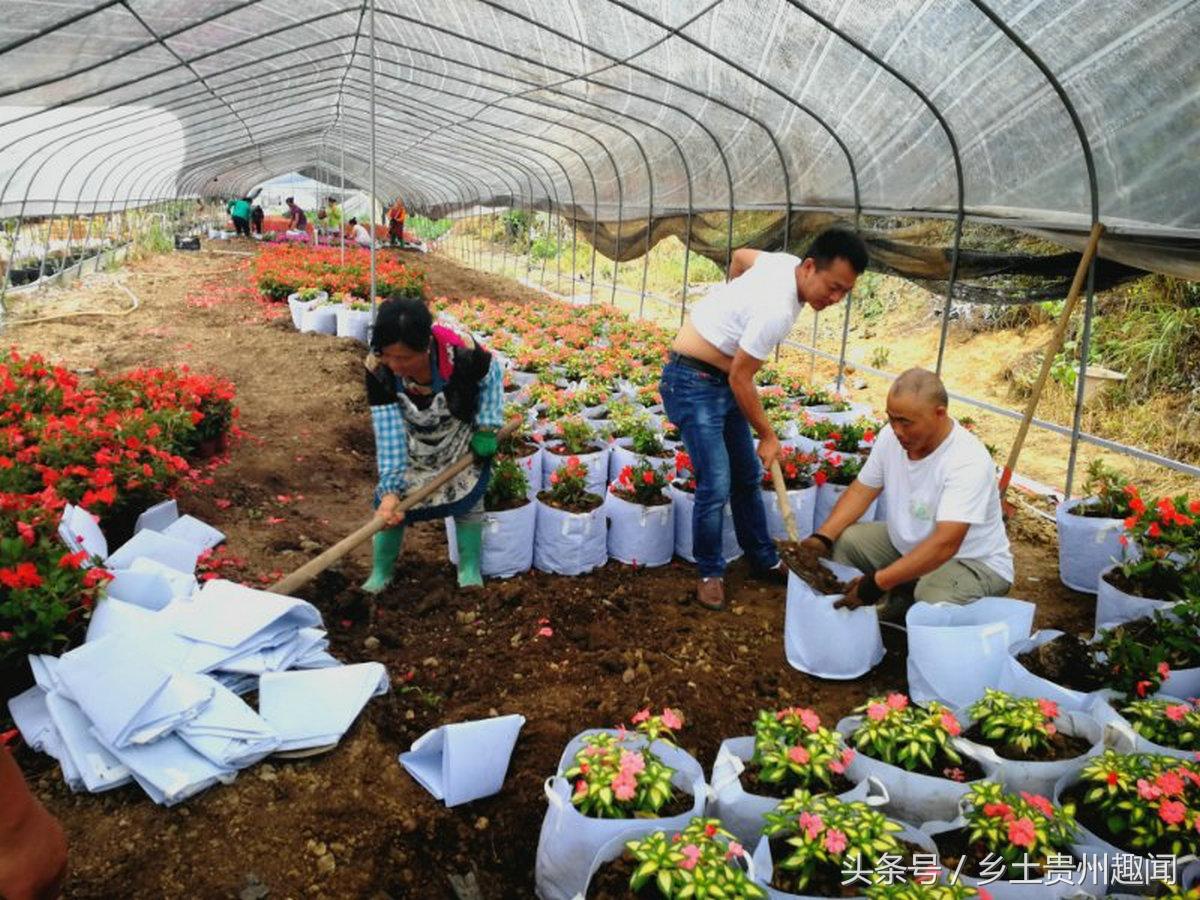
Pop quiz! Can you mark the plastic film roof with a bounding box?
[1,1,1198,254]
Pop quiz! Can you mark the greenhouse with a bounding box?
[1,2,1199,898]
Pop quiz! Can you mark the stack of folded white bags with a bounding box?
[7,502,390,806]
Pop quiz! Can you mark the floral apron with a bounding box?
[395,390,489,523]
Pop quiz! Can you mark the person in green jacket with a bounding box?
[226,197,251,237]
[325,197,343,231]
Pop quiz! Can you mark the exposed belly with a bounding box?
[671,319,733,372]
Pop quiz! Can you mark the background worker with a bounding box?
[387,197,406,246]
[250,203,265,236]
[800,367,1013,613]
[660,228,869,610]
[348,217,374,248]
[284,197,307,232]
[325,197,343,232]
[226,196,251,237]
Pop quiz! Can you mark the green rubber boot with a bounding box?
[455,520,484,589]
[361,526,404,594]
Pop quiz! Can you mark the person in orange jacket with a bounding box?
[387,198,406,246]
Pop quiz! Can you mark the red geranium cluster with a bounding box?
[252,245,425,301]
[0,349,238,661]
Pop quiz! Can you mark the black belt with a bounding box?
[668,351,728,381]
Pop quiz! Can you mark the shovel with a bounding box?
[269,419,520,596]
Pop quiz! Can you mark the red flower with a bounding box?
[1106,771,1119,786]
[0,562,42,590]
[983,802,1013,819]
[16,521,35,547]
[58,550,89,569]
[1006,817,1036,848]
[1147,522,1162,539]
[1020,791,1055,818]
[1158,799,1187,826]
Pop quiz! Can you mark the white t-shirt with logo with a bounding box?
[857,421,1013,583]
[690,252,803,360]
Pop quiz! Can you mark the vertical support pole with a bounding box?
[679,213,693,328]
[340,121,346,266]
[637,213,651,319]
[835,290,854,393]
[935,211,966,375]
[809,310,819,383]
[367,0,377,334]
[1064,263,1098,499]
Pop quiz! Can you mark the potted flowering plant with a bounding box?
[606,461,674,568]
[1056,460,1138,592]
[668,450,741,566]
[333,292,372,342]
[286,284,327,328]
[956,689,1102,795]
[864,884,989,899]
[584,818,764,899]
[499,418,543,502]
[761,446,818,542]
[635,383,662,411]
[447,456,535,578]
[1057,750,1200,867]
[1096,610,1195,699]
[544,416,609,497]
[1097,491,1199,630]
[578,382,612,417]
[709,706,871,847]
[921,781,1082,898]
[534,456,607,575]
[814,453,876,526]
[609,418,674,480]
[798,418,879,455]
[535,708,707,900]
[1100,698,1200,760]
[838,693,987,823]
[753,789,937,897]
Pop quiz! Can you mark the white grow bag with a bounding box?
[906,597,1036,709]
[1095,563,1176,635]
[784,560,884,680]
[534,729,706,900]
[670,484,742,564]
[286,291,326,329]
[542,446,611,499]
[815,481,876,528]
[1088,690,1197,761]
[533,500,607,576]
[762,485,816,542]
[997,630,1106,712]
[708,735,887,847]
[604,492,674,568]
[803,402,874,425]
[445,502,536,578]
[300,304,338,335]
[1056,498,1130,594]
[607,443,673,482]
[512,445,544,502]
[335,306,371,342]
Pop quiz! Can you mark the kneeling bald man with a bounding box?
[802,367,1012,611]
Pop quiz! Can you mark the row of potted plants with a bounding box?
[537,695,1200,898]
[252,244,425,301]
[0,349,238,666]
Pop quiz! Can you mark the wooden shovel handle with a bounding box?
[770,460,801,543]
[269,419,521,595]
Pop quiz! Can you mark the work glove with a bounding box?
[470,430,498,459]
[833,571,886,610]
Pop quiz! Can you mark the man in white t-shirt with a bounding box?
[799,368,1013,611]
[349,217,374,248]
[660,228,869,610]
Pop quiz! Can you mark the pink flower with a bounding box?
[944,767,967,782]
[941,711,962,736]
[1045,722,1057,736]
[726,841,745,860]
[619,751,645,776]
[1020,792,1055,818]
[867,702,888,722]
[788,745,811,766]
[1159,662,1172,680]
[1007,817,1036,849]
[574,779,587,797]
[823,828,848,854]
[612,771,636,802]
[886,693,909,710]
[1138,778,1163,801]
[1037,698,1060,720]
[1167,704,1190,722]
[536,627,553,638]
[1159,800,1187,826]
[799,709,821,732]
[631,708,651,724]
[798,811,824,840]
[679,844,701,870]
[829,747,855,774]
[1156,771,1185,797]
[661,708,683,730]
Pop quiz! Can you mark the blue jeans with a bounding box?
[660,360,778,578]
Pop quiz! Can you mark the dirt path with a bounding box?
[9,244,1091,899]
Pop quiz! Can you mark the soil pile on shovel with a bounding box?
[777,544,848,594]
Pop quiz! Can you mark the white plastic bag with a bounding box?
[1056,499,1129,593]
[670,484,742,564]
[906,598,1036,708]
[1095,563,1176,635]
[762,486,816,542]
[300,304,337,335]
[998,630,1105,712]
[445,502,537,578]
[286,291,326,329]
[533,500,607,576]
[836,715,991,824]
[542,446,611,498]
[707,735,887,847]
[784,561,884,680]
[534,729,706,900]
[335,307,371,342]
[952,706,1104,796]
[814,482,876,528]
[604,493,674,568]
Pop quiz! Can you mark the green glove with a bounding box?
[470,430,498,459]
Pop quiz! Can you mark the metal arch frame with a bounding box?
[779,1,968,386]
[966,0,1101,500]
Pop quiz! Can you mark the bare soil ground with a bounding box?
[8,242,1092,899]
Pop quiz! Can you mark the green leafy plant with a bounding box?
[562,708,685,819]
[966,689,1062,757]
[761,446,817,491]
[799,417,880,453]
[629,418,668,456]
[761,790,905,893]
[577,382,610,409]
[543,455,596,509]
[870,346,891,370]
[1120,699,1200,751]
[1098,614,1180,699]
[611,460,669,506]
[1118,491,1200,601]
[1072,458,1134,518]
[814,452,865,487]
[865,883,987,900]
[1077,750,1200,856]
[849,693,966,778]
[550,416,596,455]
[623,818,764,899]
[484,456,529,511]
[750,707,856,793]
[960,781,1077,876]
